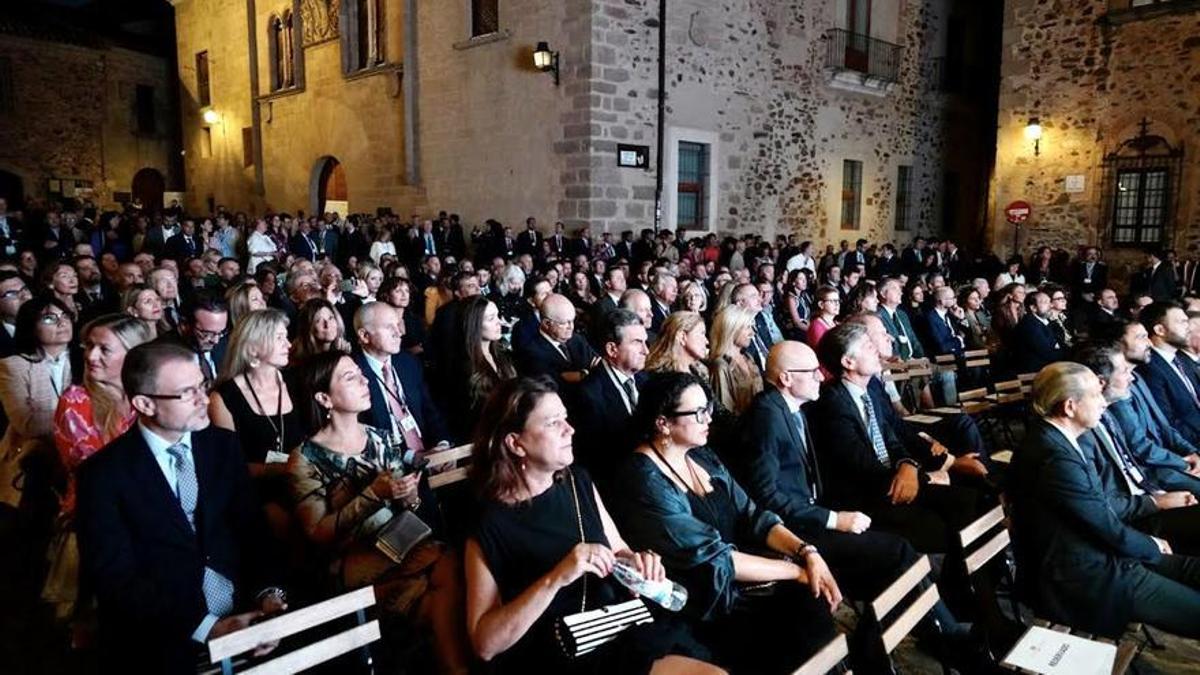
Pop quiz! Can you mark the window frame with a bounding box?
[195,51,211,108]
[841,159,863,231]
[1111,168,1170,246]
[663,126,720,233]
[470,0,500,38]
[894,164,912,232]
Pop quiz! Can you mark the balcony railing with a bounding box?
[825,28,901,84]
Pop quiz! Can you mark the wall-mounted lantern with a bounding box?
[1024,117,1043,156]
[533,41,560,86]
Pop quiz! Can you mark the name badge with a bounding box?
[400,414,420,434]
[898,335,909,344]
[265,450,290,464]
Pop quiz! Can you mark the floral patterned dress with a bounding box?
[54,384,137,519]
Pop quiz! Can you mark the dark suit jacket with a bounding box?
[352,350,448,445]
[1147,263,1178,301]
[1071,260,1108,299]
[288,232,318,262]
[1137,349,1200,447]
[1008,420,1162,637]
[569,366,643,489]
[1009,313,1065,375]
[1108,384,1200,495]
[516,229,542,256]
[921,309,965,357]
[879,306,924,359]
[163,232,202,262]
[810,380,920,511]
[650,298,670,334]
[76,426,277,672]
[1079,426,1162,517]
[735,389,831,533]
[514,332,597,385]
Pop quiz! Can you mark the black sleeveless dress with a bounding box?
[216,377,305,463]
[473,468,710,674]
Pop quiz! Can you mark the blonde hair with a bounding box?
[708,305,755,361]
[710,282,737,316]
[225,280,261,326]
[220,308,290,382]
[646,311,705,372]
[1031,361,1092,418]
[81,314,155,441]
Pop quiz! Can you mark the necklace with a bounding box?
[245,370,285,455]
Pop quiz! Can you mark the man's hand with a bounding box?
[1152,491,1198,511]
[209,611,280,655]
[888,463,920,504]
[260,593,288,615]
[1184,454,1200,476]
[950,453,989,478]
[917,432,946,455]
[834,511,872,534]
[800,553,843,611]
[1152,536,1173,555]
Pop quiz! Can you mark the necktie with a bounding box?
[620,377,638,413]
[793,411,819,497]
[1098,413,1148,492]
[861,393,891,467]
[168,443,234,617]
[892,311,912,359]
[425,233,434,254]
[198,351,215,382]
[1170,353,1199,402]
[381,361,424,454]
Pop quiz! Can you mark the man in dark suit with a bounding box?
[168,293,229,382]
[900,237,926,276]
[1137,302,1200,446]
[0,271,30,358]
[1008,362,1200,638]
[1138,249,1178,301]
[878,278,925,361]
[1086,288,1125,334]
[1008,291,1065,375]
[648,272,676,334]
[76,342,286,671]
[809,323,981,558]
[0,197,25,258]
[568,309,648,490]
[163,220,203,265]
[589,266,625,347]
[922,287,966,359]
[514,294,599,387]
[288,220,319,263]
[614,230,636,262]
[424,271,482,401]
[353,302,448,449]
[516,217,542,256]
[507,276,552,354]
[1071,246,1108,302]
[37,210,75,262]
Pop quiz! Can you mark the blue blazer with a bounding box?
[1137,349,1200,447]
[352,350,448,446]
[1008,420,1161,637]
[735,389,830,534]
[1009,313,1064,374]
[921,309,964,357]
[1108,385,1200,495]
[76,426,278,671]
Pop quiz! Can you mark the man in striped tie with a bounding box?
[76,342,285,672]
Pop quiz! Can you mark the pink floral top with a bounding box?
[54,384,137,518]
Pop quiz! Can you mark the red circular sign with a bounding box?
[1005,201,1031,224]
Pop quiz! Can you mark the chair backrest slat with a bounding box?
[872,554,931,619]
[958,504,1006,548]
[792,633,850,675]
[241,621,381,675]
[423,443,473,466]
[881,584,940,653]
[1017,372,1037,383]
[958,387,988,402]
[965,358,990,368]
[209,587,376,662]
[963,348,989,359]
[430,466,470,489]
[965,529,1011,575]
[994,379,1021,393]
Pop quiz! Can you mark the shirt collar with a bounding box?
[1151,343,1178,362]
[138,421,191,459]
[842,378,868,400]
[363,351,389,379]
[779,389,803,414]
[1045,419,1084,458]
[604,360,632,385]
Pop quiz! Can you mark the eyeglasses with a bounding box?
[138,380,211,401]
[786,367,822,378]
[39,312,70,326]
[193,327,228,340]
[667,402,714,424]
[0,287,30,300]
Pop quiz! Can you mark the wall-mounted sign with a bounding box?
[1005,200,1031,224]
[617,144,650,169]
[1064,175,1085,193]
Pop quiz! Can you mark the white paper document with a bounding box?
[1002,626,1116,675]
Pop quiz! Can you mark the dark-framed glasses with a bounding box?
[39,312,70,326]
[194,327,228,340]
[0,286,30,300]
[786,366,822,379]
[667,402,715,424]
[138,380,211,401]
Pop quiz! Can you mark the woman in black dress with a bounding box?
[612,372,841,675]
[464,377,721,674]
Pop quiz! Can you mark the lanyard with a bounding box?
[245,372,285,454]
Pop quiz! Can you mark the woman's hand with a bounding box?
[802,553,843,611]
[616,549,665,582]
[552,543,615,588]
[369,472,398,500]
[391,472,421,507]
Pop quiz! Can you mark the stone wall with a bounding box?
[988,0,1200,278]
[0,34,175,209]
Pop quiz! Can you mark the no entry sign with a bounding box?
[1005,201,1031,224]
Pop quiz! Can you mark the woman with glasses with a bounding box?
[288,350,469,673]
[957,286,990,351]
[708,306,762,416]
[121,284,163,339]
[464,376,718,674]
[612,372,839,674]
[44,315,153,627]
[804,286,840,349]
[0,297,75,511]
[291,298,351,364]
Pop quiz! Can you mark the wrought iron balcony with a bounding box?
[825,28,901,84]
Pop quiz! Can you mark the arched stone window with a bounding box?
[268,15,284,91]
[341,0,384,73]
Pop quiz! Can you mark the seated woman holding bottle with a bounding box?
[611,371,840,675]
[288,350,469,673]
[464,376,722,675]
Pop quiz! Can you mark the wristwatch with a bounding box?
[793,544,819,561]
[256,586,288,604]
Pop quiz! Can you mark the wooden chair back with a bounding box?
[425,443,473,489]
[871,555,941,654]
[959,505,1010,576]
[792,633,851,675]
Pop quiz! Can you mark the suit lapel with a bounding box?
[833,383,872,447]
[128,433,195,541]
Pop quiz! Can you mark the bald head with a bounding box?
[540,293,577,342]
[766,340,824,402]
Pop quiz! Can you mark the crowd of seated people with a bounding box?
[4,194,1200,672]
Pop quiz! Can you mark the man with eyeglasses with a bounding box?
[168,294,229,382]
[515,293,599,386]
[0,270,31,357]
[76,341,285,671]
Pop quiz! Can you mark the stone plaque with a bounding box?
[1064,175,1085,193]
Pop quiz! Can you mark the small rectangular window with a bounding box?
[196,51,211,107]
[894,165,912,231]
[0,56,13,115]
[471,0,499,37]
[677,141,710,231]
[1112,168,1168,245]
[841,160,863,230]
[242,127,254,167]
[200,127,213,159]
[135,85,156,134]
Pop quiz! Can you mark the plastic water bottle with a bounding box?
[611,560,688,611]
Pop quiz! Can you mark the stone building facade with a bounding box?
[0,17,179,212]
[988,0,1200,276]
[174,0,995,245]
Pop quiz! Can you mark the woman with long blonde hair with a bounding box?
[645,311,711,384]
[708,305,762,415]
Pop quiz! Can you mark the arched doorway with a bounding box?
[131,167,165,214]
[0,170,24,210]
[309,156,348,217]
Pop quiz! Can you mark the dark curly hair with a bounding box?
[629,371,710,445]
